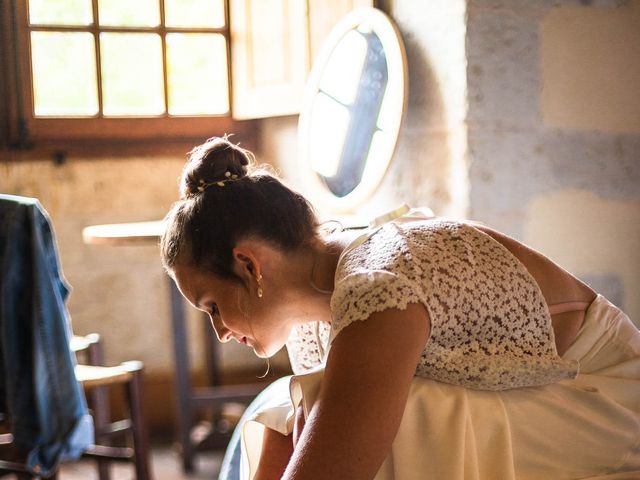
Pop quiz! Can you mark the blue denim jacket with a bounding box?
[0,194,93,477]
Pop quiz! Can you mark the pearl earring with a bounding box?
[257,274,263,299]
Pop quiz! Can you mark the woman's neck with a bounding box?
[275,230,362,326]
[309,229,364,297]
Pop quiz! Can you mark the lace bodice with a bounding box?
[286,218,579,390]
[285,320,330,374]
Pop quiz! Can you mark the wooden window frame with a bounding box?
[1,0,255,153]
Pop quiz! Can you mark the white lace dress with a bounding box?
[242,215,640,479]
[286,217,578,390]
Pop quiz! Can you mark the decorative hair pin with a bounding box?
[196,171,239,192]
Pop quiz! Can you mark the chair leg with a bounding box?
[125,366,152,480]
[95,457,111,480]
[87,339,112,480]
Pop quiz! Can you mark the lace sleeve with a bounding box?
[329,271,422,343]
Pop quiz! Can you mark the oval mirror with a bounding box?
[298,8,408,212]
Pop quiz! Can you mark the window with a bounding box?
[2,0,250,149]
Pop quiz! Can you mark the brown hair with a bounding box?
[161,137,318,281]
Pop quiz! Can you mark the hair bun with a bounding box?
[179,136,254,198]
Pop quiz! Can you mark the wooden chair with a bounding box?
[0,334,152,480]
[0,195,152,479]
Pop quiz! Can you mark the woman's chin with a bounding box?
[251,343,281,359]
[253,346,273,358]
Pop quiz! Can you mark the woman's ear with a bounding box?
[231,245,262,285]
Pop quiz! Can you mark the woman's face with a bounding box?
[172,262,293,358]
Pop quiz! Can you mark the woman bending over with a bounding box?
[160,137,640,480]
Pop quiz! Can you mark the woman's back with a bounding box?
[289,217,599,382]
[472,223,597,355]
[318,218,583,390]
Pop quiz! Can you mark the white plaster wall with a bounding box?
[364,0,469,220]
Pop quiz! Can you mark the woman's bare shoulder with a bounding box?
[467,222,596,306]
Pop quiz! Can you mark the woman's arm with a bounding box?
[282,302,431,480]
[254,404,305,480]
[254,428,293,480]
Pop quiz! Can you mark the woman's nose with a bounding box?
[210,316,232,343]
[217,330,232,343]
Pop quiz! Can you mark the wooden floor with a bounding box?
[57,443,223,480]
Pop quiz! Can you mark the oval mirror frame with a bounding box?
[298,8,408,213]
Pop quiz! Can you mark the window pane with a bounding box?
[320,30,367,106]
[29,0,93,25]
[98,0,160,27]
[100,33,165,116]
[166,33,228,115]
[31,31,98,116]
[165,0,225,28]
[309,92,350,178]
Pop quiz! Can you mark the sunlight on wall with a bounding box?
[524,189,640,324]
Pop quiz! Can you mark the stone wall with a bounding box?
[466,0,640,321]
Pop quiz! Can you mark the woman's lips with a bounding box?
[239,336,247,345]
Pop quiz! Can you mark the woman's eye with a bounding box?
[210,304,219,316]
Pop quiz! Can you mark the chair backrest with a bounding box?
[0,194,93,477]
